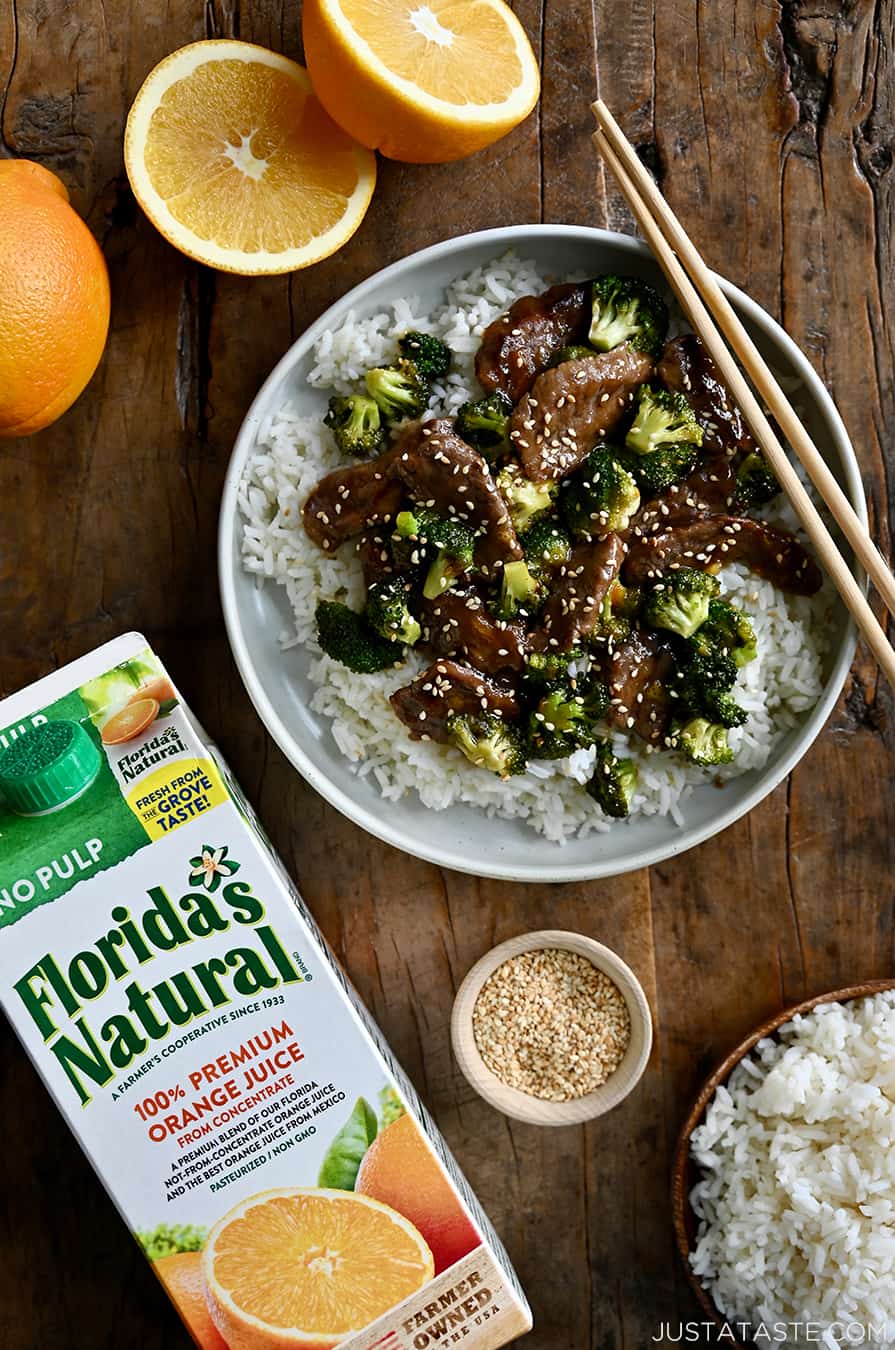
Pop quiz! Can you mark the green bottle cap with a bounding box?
[0,719,103,817]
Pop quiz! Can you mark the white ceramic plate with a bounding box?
[219,224,864,882]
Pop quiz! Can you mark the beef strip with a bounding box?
[394,418,522,573]
[675,460,739,512]
[631,475,732,537]
[475,282,591,403]
[302,434,410,551]
[356,528,396,589]
[390,659,521,742]
[509,345,655,482]
[605,629,675,745]
[420,586,528,674]
[533,534,626,652]
[654,334,757,514]
[658,334,755,457]
[623,515,822,595]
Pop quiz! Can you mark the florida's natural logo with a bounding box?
[13,853,303,1106]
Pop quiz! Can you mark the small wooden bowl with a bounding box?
[672,979,895,1333]
[450,930,653,1126]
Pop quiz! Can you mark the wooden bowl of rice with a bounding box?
[451,929,653,1126]
[672,979,895,1337]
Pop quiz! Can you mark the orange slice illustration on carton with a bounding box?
[356,1112,481,1274]
[100,697,160,745]
[202,1187,435,1349]
[128,675,177,710]
[154,1252,228,1350]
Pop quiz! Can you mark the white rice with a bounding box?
[690,994,895,1347]
[238,251,835,842]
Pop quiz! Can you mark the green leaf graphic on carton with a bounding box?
[317,1097,379,1190]
[379,1085,406,1128]
[137,1223,209,1261]
[188,845,240,892]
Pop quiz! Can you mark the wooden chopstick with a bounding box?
[594,100,895,621]
[590,106,895,687]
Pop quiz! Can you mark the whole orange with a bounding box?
[0,160,110,438]
[153,1251,228,1350]
[355,1113,481,1275]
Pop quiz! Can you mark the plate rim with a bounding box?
[219,222,865,882]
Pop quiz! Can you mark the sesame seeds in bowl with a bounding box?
[451,930,652,1125]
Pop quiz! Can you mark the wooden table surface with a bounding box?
[2,2,894,1346]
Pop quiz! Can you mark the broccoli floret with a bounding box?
[560,447,641,538]
[586,741,639,818]
[670,716,734,766]
[608,580,642,618]
[590,579,644,647]
[528,672,610,758]
[703,690,748,728]
[424,529,475,600]
[524,646,588,685]
[448,712,527,778]
[398,331,451,383]
[396,505,451,538]
[496,464,558,534]
[674,646,746,727]
[642,568,721,639]
[395,508,428,539]
[547,344,595,368]
[618,443,698,495]
[589,276,669,358]
[495,559,545,620]
[592,596,633,645]
[455,391,513,461]
[674,645,737,699]
[692,597,757,668]
[735,451,780,509]
[316,601,404,673]
[394,508,475,600]
[395,508,475,598]
[365,359,428,420]
[523,519,572,574]
[625,386,704,457]
[365,577,421,647]
[324,393,386,458]
[391,510,423,571]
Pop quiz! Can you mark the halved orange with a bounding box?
[100,697,160,745]
[128,675,177,709]
[356,1113,481,1275]
[153,1252,228,1350]
[124,41,377,274]
[303,0,541,163]
[202,1187,434,1349]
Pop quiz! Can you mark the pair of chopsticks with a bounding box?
[592,100,895,687]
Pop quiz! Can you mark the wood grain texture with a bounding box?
[0,1,893,1346]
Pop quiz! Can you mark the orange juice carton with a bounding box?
[0,633,532,1350]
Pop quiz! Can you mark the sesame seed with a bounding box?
[471,949,631,1102]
